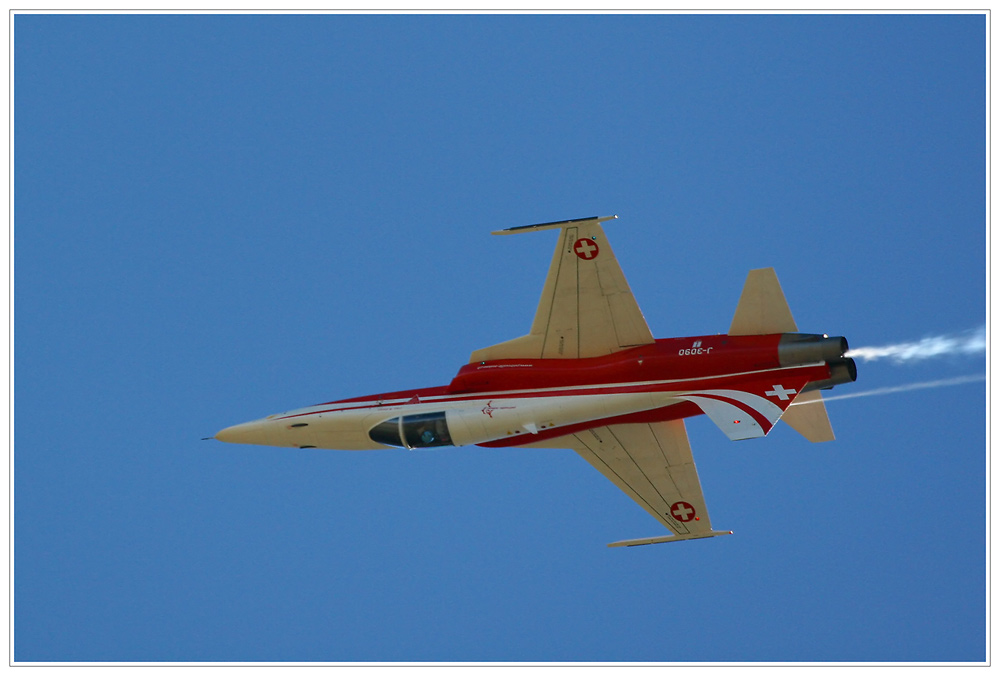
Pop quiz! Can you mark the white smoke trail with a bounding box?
[845,326,986,363]
[790,374,985,405]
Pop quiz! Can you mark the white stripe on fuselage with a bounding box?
[274,363,823,420]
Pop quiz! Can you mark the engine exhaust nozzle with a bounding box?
[801,358,858,393]
[778,333,849,367]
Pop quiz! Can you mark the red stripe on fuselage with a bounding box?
[450,335,783,393]
[276,334,827,424]
[277,362,829,423]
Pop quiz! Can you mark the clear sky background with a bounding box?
[14,13,986,663]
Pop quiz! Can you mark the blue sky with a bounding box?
[14,13,986,663]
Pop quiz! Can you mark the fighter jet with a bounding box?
[215,216,856,547]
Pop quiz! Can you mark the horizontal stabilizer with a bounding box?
[608,530,733,548]
[783,389,836,442]
[727,268,839,441]
[729,268,798,335]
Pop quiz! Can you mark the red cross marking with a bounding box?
[573,238,600,260]
[670,501,696,522]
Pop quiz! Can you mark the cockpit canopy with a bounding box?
[368,412,454,449]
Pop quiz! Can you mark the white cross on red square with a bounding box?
[573,238,599,260]
[670,501,696,522]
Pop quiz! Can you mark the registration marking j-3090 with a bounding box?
[679,340,713,356]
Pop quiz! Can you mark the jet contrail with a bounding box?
[790,374,986,405]
[845,326,986,363]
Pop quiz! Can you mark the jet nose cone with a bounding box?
[215,419,275,446]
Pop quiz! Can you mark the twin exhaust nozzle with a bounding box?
[778,333,858,392]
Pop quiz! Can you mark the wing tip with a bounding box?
[492,214,618,235]
[607,530,733,548]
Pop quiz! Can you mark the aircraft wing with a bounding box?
[523,419,731,547]
[470,216,654,362]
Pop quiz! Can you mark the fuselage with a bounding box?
[215,333,854,451]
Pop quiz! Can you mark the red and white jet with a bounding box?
[216,216,856,547]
